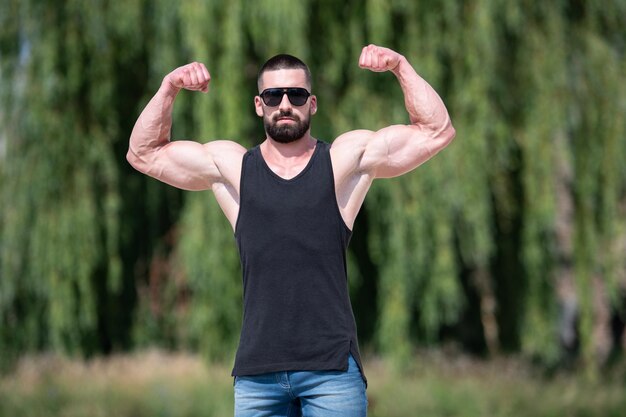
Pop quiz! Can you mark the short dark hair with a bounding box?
[257,54,311,92]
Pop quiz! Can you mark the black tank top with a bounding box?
[233,140,366,383]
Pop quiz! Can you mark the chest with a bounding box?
[262,154,315,180]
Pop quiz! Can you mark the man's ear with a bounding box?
[310,95,317,115]
[254,96,264,117]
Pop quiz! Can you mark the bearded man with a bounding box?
[127,44,456,417]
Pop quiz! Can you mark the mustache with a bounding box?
[273,111,299,121]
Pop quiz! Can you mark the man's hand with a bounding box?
[358,44,403,72]
[164,62,211,93]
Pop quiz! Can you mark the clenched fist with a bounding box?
[165,62,211,93]
[358,44,403,72]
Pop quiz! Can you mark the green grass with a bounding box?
[0,350,624,417]
[366,352,626,417]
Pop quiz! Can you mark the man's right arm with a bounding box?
[127,62,246,192]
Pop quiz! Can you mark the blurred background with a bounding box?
[1,0,625,415]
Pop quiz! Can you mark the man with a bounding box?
[127,44,455,416]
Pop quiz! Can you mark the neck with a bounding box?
[262,134,316,159]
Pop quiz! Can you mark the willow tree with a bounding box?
[1,0,625,375]
[0,0,125,359]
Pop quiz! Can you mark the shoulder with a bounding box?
[330,130,374,165]
[199,140,247,185]
[330,129,377,178]
[204,139,247,165]
[330,130,374,152]
[204,139,248,155]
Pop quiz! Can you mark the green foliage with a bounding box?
[174,193,241,361]
[1,0,122,358]
[1,0,625,375]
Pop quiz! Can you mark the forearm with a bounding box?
[128,80,180,160]
[391,56,453,135]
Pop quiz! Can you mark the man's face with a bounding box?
[255,69,317,143]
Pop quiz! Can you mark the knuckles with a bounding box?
[168,62,210,91]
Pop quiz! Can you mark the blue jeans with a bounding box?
[234,354,367,417]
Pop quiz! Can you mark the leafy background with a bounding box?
[1,0,625,383]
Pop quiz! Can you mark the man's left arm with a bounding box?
[339,44,456,179]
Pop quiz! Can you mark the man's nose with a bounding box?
[278,93,292,111]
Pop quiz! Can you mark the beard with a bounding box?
[264,110,311,144]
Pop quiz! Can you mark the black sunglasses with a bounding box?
[260,88,311,107]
